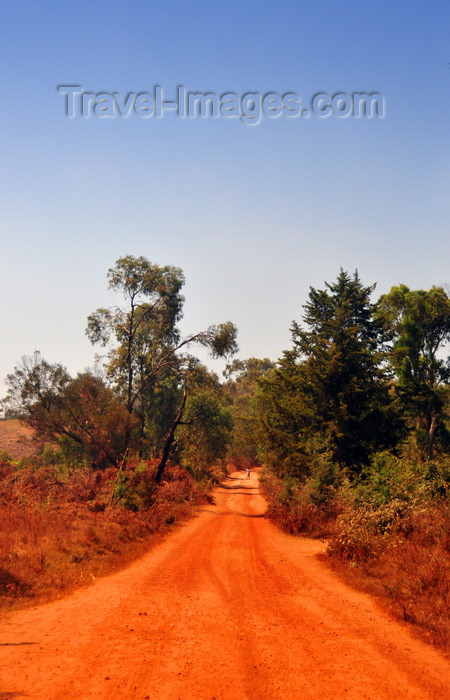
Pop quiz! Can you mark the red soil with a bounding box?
[0,470,449,699]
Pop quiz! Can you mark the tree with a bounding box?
[3,352,132,468]
[295,270,399,468]
[178,391,233,480]
[86,255,185,415]
[255,356,310,478]
[86,255,238,469]
[153,361,229,483]
[138,369,184,459]
[256,270,399,476]
[3,352,70,428]
[223,358,276,467]
[376,285,450,455]
[294,270,399,468]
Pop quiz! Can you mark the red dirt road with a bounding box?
[0,471,449,699]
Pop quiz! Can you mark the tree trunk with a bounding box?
[154,387,187,484]
[427,413,439,457]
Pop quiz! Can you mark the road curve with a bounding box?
[0,470,449,699]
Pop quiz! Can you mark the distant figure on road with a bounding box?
[246,468,251,479]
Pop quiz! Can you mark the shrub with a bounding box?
[328,496,450,648]
[0,455,212,610]
[261,462,347,537]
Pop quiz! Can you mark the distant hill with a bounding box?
[0,419,38,460]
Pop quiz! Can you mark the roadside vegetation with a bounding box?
[254,271,450,651]
[0,452,213,608]
[0,255,237,609]
[1,259,449,653]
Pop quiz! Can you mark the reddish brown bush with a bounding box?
[260,471,345,538]
[329,501,450,649]
[0,458,211,610]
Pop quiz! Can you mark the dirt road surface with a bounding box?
[0,471,449,699]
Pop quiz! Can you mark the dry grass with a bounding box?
[261,465,450,652]
[327,501,450,651]
[0,419,39,460]
[260,470,344,538]
[0,457,211,611]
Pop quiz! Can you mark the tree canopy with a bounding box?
[376,284,450,454]
[257,270,400,475]
[3,352,131,468]
[3,261,450,499]
[4,255,238,480]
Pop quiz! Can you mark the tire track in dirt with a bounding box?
[0,470,449,699]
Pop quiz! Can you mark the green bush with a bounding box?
[261,453,347,537]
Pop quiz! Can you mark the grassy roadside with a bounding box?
[260,468,450,654]
[326,500,450,652]
[0,457,212,612]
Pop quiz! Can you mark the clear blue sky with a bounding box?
[1,1,449,384]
